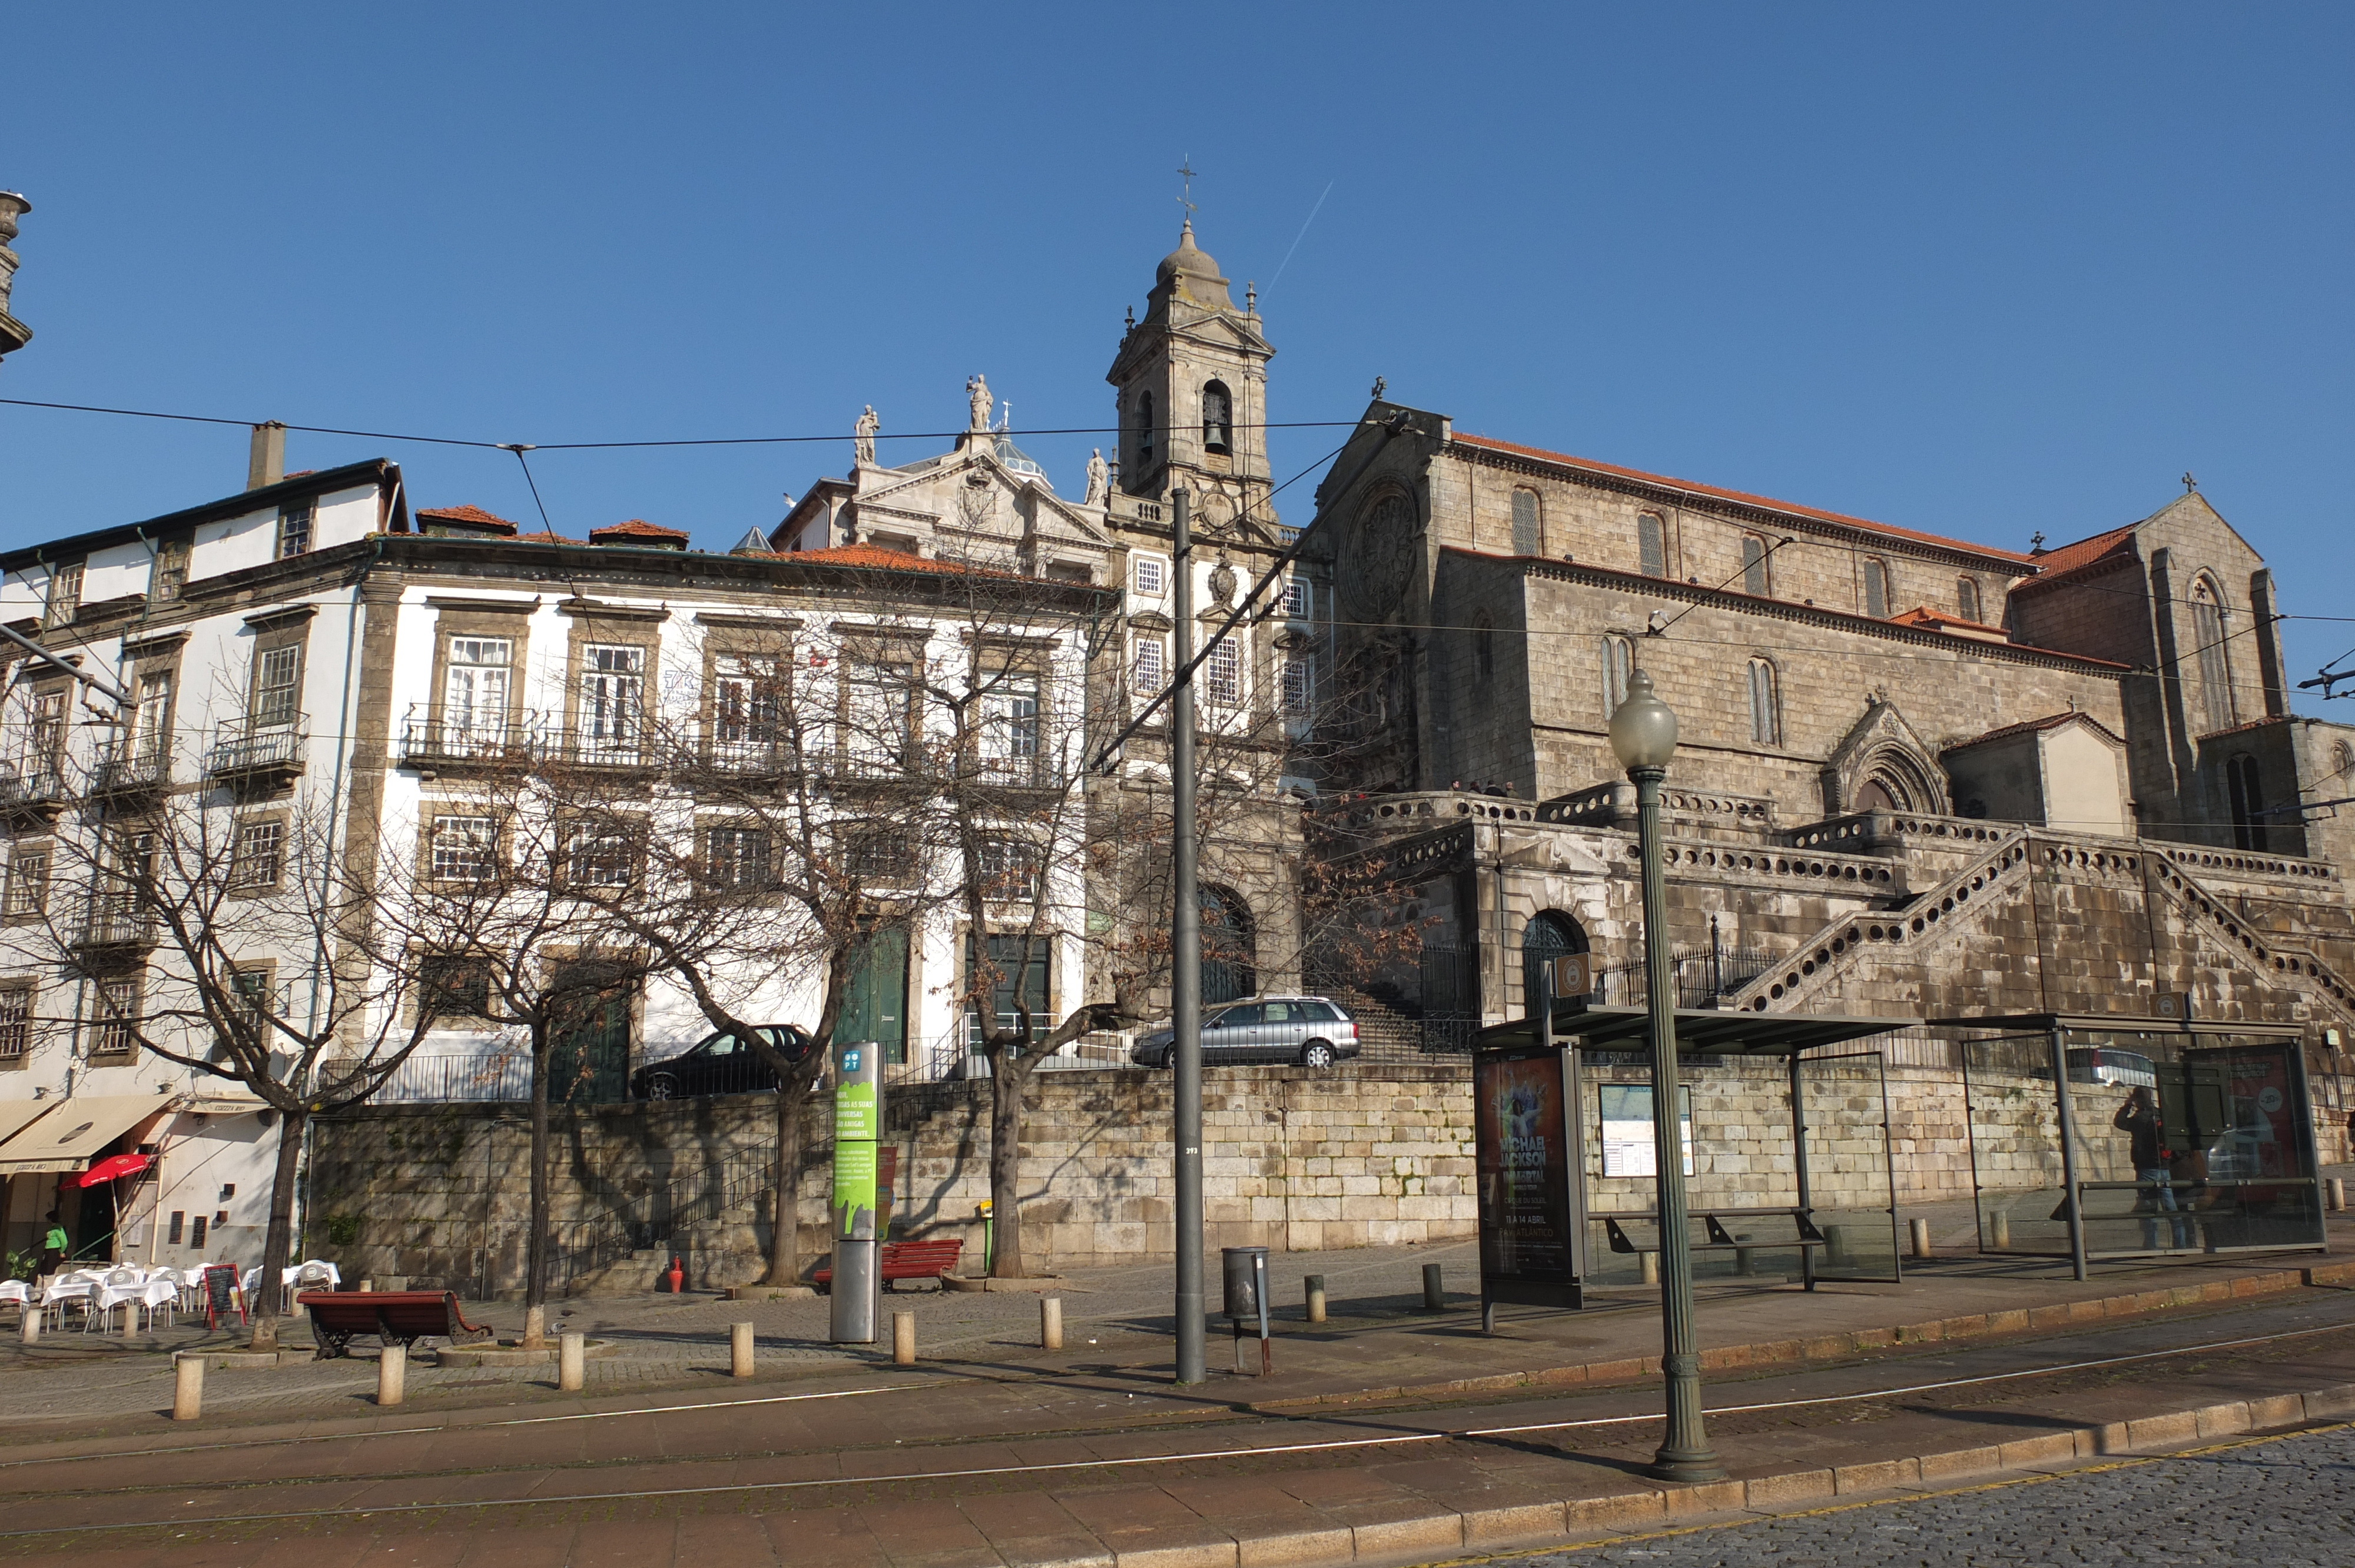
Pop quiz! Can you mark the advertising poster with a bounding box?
[1475,1050,1574,1283]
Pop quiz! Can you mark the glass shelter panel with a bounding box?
[1799,1052,1901,1282]
[1963,1034,2074,1256]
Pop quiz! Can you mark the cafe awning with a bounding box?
[0,1094,173,1174]
[0,1097,58,1150]
[1477,1004,1923,1058]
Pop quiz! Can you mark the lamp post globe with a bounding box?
[1608,668,1678,772]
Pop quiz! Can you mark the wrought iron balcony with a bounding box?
[694,736,804,780]
[0,759,68,822]
[88,739,171,802]
[205,722,307,787]
[399,705,540,769]
[74,903,158,952]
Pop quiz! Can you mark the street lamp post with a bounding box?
[1608,668,1726,1484]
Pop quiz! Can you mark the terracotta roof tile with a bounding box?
[2012,524,2138,593]
[1450,433,2041,566]
[516,528,587,546]
[417,503,521,534]
[792,543,1022,579]
[1946,709,2125,750]
[1889,604,2010,638]
[589,517,690,543]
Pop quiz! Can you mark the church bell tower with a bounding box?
[1105,221,1278,534]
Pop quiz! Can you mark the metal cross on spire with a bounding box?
[2182,471,2200,493]
[1178,157,1198,222]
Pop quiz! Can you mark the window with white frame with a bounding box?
[88,976,141,1055]
[44,561,82,627]
[578,645,645,756]
[150,536,190,602]
[1203,639,1242,707]
[1282,577,1311,620]
[981,672,1041,780]
[27,689,65,779]
[430,815,496,882]
[714,657,789,752]
[1281,653,1314,715]
[276,501,314,560]
[1132,636,1166,695]
[0,984,31,1059]
[979,836,1041,902]
[231,819,284,891]
[5,846,48,921]
[443,637,512,746]
[131,672,173,766]
[1133,554,1167,596]
[845,658,917,772]
[251,645,302,728]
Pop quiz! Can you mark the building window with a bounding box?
[578,645,646,758]
[1742,535,1770,597]
[565,823,638,890]
[845,658,918,772]
[421,955,493,1021]
[2190,577,2235,735]
[88,976,141,1056]
[1863,558,1890,619]
[1637,514,1667,579]
[1602,635,1634,715]
[1282,577,1311,620]
[848,830,916,882]
[713,657,788,752]
[1956,576,1983,623]
[2332,741,2355,782]
[251,645,303,728]
[231,819,284,891]
[1747,657,1781,746]
[0,984,31,1059]
[1132,636,1166,695]
[130,672,173,766]
[26,688,65,783]
[978,838,1041,902]
[150,536,190,602]
[1136,391,1155,470]
[1472,613,1496,682]
[444,637,512,745]
[1281,653,1314,715]
[1511,489,1543,557]
[966,932,1050,1029]
[43,561,82,627]
[981,672,1042,779]
[1134,554,1167,596]
[1203,639,1242,707]
[430,815,496,883]
[225,968,274,1050]
[1202,381,1233,455]
[2227,753,2267,852]
[4,846,48,921]
[702,825,773,891]
[276,501,314,560]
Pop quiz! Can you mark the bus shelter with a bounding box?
[1472,1002,1921,1330]
[1932,1012,2327,1280]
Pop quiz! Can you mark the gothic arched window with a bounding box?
[1511,488,1543,556]
[2190,576,2236,735]
[1956,576,1983,624]
[1521,910,1588,1014]
[1136,391,1156,470]
[1638,514,1667,579]
[1863,557,1890,619]
[2227,752,2267,851]
[1747,657,1781,746]
[1742,535,1770,597]
[1201,381,1233,456]
[2333,741,2355,783]
[1601,634,1633,716]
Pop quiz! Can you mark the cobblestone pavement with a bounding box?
[1487,1423,2355,1567]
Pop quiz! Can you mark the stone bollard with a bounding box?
[1640,1251,1660,1285]
[730,1321,755,1378]
[1991,1211,2011,1249]
[559,1331,585,1391]
[358,1280,374,1293]
[1910,1217,1933,1259]
[19,1302,39,1344]
[1421,1263,1444,1312]
[1304,1275,1327,1324]
[2330,1177,2347,1212]
[1733,1240,1754,1277]
[173,1353,204,1421]
[377,1342,406,1407]
[1039,1297,1063,1351]
[892,1311,916,1366]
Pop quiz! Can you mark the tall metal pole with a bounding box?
[2048,1021,2089,1282]
[1633,763,1724,1483]
[1170,486,1206,1385]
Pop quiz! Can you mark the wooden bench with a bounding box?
[810,1238,965,1293]
[298,1290,495,1359]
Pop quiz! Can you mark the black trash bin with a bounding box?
[1222,1246,1272,1374]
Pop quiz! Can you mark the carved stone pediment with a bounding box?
[1821,698,1951,816]
[1128,611,1175,633]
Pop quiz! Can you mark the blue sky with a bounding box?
[4,4,2350,705]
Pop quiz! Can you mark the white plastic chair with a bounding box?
[144,1268,184,1328]
[0,1278,27,1323]
[37,1274,92,1331]
[91,1267,146,1333]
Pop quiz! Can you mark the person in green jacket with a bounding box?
[39,1211,68,1276]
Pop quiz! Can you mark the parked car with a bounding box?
[1129,996,1361,1070]
[2029,1047,2159,1088]
[631,1025,814,1099]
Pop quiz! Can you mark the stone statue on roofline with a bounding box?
[967,374,993,433]
[854,405,879,466]
[1084,448,1109,506]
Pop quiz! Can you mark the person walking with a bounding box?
[38,1211,68,1277]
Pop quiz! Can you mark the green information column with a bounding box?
[828,1038,882,1344]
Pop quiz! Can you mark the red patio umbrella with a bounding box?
[78,1152,152,1187]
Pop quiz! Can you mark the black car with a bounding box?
[631,1025,813,1099]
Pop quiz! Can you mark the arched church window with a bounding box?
[1638,514,1667,579]
[1863,557,1890,619]
[1521,910,1588,1014]
[1511,489,1543,556]
[1201,381,1233,456]
[1136,391,1156,470]
[2227,752,2268,852]
[1742,535,1770,597]
[1199,885,1257,1005]
[1747,657,1780,747]
[2333,741,2355,782]
[1956,576,1983,624]
[1601,634,1634,715]
[2190,576,2236,735]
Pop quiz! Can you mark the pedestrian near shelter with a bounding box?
[1473,996,1921,1329]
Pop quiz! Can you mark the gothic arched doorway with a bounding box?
[1521,910,1589,1014]
[1200,886,1258,1005]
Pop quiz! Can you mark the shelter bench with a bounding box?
[1601,1206,1830,1257]
[811,1238,964,1292]
[298,1290,495,1359]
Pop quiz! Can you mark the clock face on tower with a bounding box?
[1348,491,1418,622]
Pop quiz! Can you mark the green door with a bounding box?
[843,926,909,1065]
[548,988,632,1104]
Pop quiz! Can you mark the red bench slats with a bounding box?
[297,1290,495,1358]
[811,1238,963,1290]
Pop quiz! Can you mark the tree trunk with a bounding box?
[522,1023,552,1348]
[987,1061,1026,1277]
[246,1104,307,1353]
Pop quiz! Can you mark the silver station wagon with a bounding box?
[1129,996,1362,1071]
